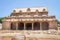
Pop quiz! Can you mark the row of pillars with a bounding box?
[11,22,49,30]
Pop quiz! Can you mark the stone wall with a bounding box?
[49,21,58,30]
[2,21,11,30]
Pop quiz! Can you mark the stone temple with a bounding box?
[2,7,57,30]
[1,7,59,40]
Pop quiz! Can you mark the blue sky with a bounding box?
[0,0,60,20]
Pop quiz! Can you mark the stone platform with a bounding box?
[0,30,60,40]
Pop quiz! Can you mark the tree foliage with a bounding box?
[0,18,3,23]
[57,20,60,24]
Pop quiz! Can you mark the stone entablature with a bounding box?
[4,16,55,19]
[3,16,56,22]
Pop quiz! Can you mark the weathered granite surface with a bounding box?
[0,30,60,40]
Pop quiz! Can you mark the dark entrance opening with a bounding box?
[18,22,24,30]
[26,23,32,30]
[33,22,40,30]
[42,22,49,30]
[11,23,16,30]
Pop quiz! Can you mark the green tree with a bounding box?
[0,18,3,23]
[57,20,60,24]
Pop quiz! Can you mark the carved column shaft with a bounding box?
[32,23,33,30]
[24,23,26,30]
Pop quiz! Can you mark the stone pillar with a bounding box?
[16,22,18,30]
[32,23,33,30]
[49,21,51,29]
[40,22,42,30]
[24,23,26,30]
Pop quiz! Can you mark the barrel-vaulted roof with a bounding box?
[12,7,48,12]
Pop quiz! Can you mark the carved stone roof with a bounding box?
[12,7,48,13]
